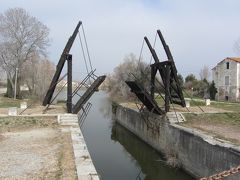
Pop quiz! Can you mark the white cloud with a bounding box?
[1,0,240,79]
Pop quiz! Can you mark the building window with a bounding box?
[226,62,229,69]
[225,76,230,86]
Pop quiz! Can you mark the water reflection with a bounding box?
[79,91,195,180]
[111,122,195,180]
[98,96,112,119]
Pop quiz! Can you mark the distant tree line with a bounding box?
[104,54,217,101]
[183,73,217,100]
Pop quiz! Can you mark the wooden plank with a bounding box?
[43,21,82,106]
[125,81,165,115]
[72,75,106,114]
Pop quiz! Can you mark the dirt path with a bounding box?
[199,124,240,143]
[0,127,76,179]
[182,119,240,145]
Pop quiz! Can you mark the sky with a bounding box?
[1,0,240,80]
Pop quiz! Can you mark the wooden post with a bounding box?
[150,66,157,98]
[67,54,72,113]
[165,64,170,112]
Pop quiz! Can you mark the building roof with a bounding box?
[212,57,240,70]
[227,57,240,63]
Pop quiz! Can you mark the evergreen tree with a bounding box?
[177,74,184,88]
[209,81,217,100]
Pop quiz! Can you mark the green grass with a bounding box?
[188,100,205,106]
[155,92,240,112]
[155,96,164,105]
[155,95,206,107]
[56,100,66,104]
[183,113,240,126]
[0,96,38,109]
[0,116,58,132]
[0,96,21,108]
[210,101,240,112]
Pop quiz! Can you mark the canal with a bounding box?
[80,91,195,180]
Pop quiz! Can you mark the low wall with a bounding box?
[58,114,99,180]
[113,104,240,180]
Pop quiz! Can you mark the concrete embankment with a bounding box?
[112,104,240,179]
[58,114,99,180]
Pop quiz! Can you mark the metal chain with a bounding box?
[200,165,240,180]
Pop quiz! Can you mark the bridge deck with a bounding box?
[72,75,106,114]
[125,81,164,115]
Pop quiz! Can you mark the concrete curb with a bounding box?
[58,114,99,180]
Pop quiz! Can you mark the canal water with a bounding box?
[79,91,195,180]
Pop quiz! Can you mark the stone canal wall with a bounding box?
[113,104,240,179]
[58,114,99,180]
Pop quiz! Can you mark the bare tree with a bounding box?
[35,58,55,100]
[21,54,39,94]
[0,66,6,87]
[0,8,50,97]
[199,65,210,81]
[105,53,150,100]
[21,55,55,100]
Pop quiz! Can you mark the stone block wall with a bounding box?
[113,104,240,179]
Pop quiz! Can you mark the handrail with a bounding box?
[72,69,96,97]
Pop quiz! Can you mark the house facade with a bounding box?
[212,57,240,101]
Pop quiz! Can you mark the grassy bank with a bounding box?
[210,101,240,112]
[183,113,240,126]
[0,116,58,132]
[182,112,240,144]
[0,96,21,108]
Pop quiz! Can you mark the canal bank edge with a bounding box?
[112,103,240,179]
[58,114,100,180]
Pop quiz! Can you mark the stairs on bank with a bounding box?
[166,112,186,123]
[58,114,79,126]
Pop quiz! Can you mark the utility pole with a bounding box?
[14,67,18,99]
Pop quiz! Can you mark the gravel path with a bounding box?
[0,128,61,179]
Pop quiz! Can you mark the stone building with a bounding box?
[212,57,240,101]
